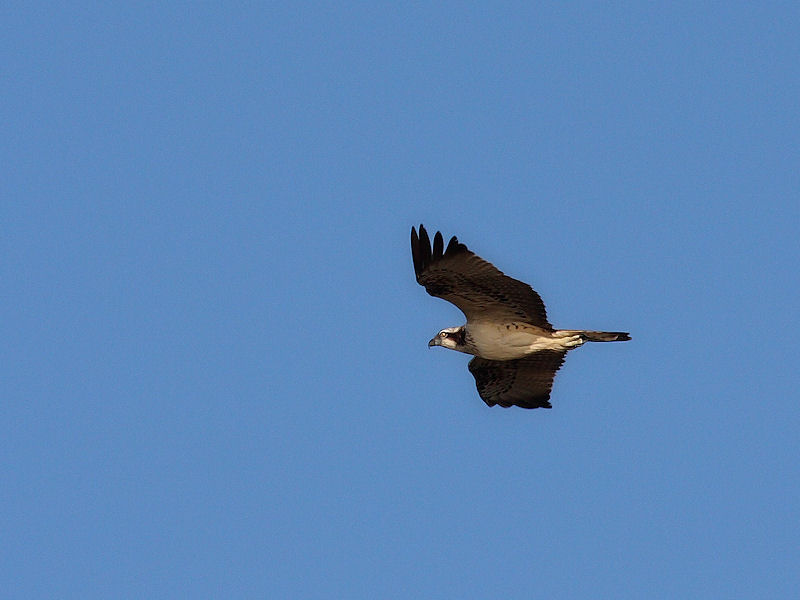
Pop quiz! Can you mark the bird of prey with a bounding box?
[411,225,630,409]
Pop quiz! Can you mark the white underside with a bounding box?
[467,323,585,360]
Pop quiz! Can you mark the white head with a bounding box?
[428,326,467,351]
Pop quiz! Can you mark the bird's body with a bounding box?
[411,224,630,409]
[444,322,582,360]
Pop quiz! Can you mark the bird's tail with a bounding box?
[578,330,631,342]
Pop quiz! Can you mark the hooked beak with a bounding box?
[428,337,440,348]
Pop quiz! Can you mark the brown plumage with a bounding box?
[411,224,630,410]
[468,352,567,409]
[411,225,550,327]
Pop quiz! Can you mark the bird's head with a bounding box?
[428,326,466,351]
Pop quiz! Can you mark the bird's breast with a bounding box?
[466,322,564,360]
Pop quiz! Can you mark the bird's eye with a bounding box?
[439,331,447,338]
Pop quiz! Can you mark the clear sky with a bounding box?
[3,3,799,598]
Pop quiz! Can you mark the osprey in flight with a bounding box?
[411,225,630,409]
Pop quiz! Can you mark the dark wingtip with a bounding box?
[518,396,553,409]
[432,231,443,260]
[410,226,422,278]
[412,225,464,281]
[444,234,468,256]
[418,224,432,271]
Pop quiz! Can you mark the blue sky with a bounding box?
[3,3,799,598]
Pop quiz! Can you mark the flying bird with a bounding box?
[411,225,630,409]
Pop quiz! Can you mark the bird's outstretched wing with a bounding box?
[468,351,566,409]
[411,224,551,327]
